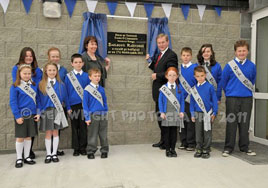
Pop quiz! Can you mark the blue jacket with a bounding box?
[179,63,198,100]
[158,83,185,113]
[83,84,108,121]
[12,65,43,84]
[65,71,90,106]
[10,84,39,119]
[37,81,71,113]
[190,82,218,117]
[221,59,256,97]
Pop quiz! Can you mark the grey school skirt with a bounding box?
[161,112,182,127]
[39,107,65,131]
[15,115,38,138]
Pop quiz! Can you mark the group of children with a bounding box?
[10,47,108,168]
[158,40,256,159]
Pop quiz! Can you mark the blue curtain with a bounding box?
[147,17,172,58]
[78,12,107,58]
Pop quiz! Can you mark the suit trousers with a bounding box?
[70,103,87,151]
[179,102,196,147]
[87,114,109,154]
[155,101,164,143]
[195,112,212,153]
[224,97,253,152]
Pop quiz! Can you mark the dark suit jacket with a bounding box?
[149,48,178,102]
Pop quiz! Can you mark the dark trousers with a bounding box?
[155,101,164,143]
[71,104,87,151]
[195,112,212,153]
[87,114,109,154]
[163,126,177,151]
[224,97,253,152]
[179,102,196,147]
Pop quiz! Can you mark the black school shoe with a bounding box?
[29,150,35,159]
[57,150,65,156]
[194,150,202,158]
[166,150,172,157]
[87,153,95,159]
[73,150,80,156]
[80,150,87,156]
[101,153,108,159]
[15,159,23,168]
[24,157,36,165]
[44,155,52,164]
[201,152,210,159]
[170,150,177,157]
[52,155,59,162]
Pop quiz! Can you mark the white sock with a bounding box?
[45,139,52,156]
[52,136,59,155]
[23,140,32,159]
[16,142,24,160]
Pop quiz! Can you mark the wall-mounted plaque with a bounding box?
[107,32,146,55]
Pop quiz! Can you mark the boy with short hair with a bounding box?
[178,47,198,151]
[65,53,90,156]
[221,40,256,157]
[190,66,218,159]
[83,68,109,159]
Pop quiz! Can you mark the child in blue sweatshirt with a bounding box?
[159,67,185,157]
[83,68,109,159]
[197,44,222,102]
[38,62,71,164]
[178,47,197,151]
[221,40,256,157]
[190,66,218,159]
[65,53,90,156]
[10,64,40,168]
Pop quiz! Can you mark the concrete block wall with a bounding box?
[0,0,250,151]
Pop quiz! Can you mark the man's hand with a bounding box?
[151,73,157,80]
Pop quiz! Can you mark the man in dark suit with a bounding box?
[146,33,178,149]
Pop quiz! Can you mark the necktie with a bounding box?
[77,73,80,76]
[239,61,243,64]
[96,85,98,89]
[154,52,162,68]
[184,65,187,69]
[171,85,174,89]
[50,80,54,87]
[205,62,209,66]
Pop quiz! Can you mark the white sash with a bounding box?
[18,82,36,104]
[46,84,68,128]
[85,85,104,106]
[192,86,213,131]
[179,68,192,103]
[67,71,84,100]
[159,85,184,129]
[228,60,254,91]
[203,65,217,90]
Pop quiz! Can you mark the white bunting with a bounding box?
[85,0,98,13]
[0,0,10,13]
[197,5,206,21]
[161,3,172,19]
[125,2,137,17]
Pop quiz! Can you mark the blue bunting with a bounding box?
[181,4,190,20]
[106,1,118,15]
[144,3,154,18]
[65,0,77,17]
[22,0,33,14]
[214,6,222,17]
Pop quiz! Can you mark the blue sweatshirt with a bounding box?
[158,83,185,113]
[12,65,43,84]
[83,84,108,121]
[65,71,90,106]
[179,63,198,100]
[10,84,39,119]
[190,81,218,117]
[59,66,68,82]
[221,59,256,97]
[207,62,222,101]
[37,81,71,113]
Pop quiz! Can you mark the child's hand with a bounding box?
[145,54,150,60]
[191,117,195,122]
[179,112,184,118]
[86,120,91,126]
[211,115,216,123]
[34,115,40,122]
[160,113,166,120]
[68,110,72,115]
[16,118,24,124]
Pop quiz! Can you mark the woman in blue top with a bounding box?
[197,44,222,103]
[11,47,42,160]
[10,64,40,168]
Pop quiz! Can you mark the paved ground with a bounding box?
[0,144,267,188]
